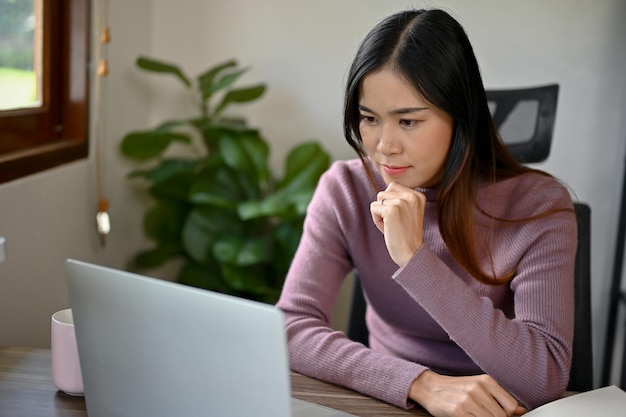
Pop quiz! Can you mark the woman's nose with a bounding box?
[377,125,402,154]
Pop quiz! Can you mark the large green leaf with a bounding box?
[274,220,304,258]
[283,188,316,216]
[137,159,199,183]
[218,129,271,194]
[188,164,243,209]
[272,220,304,279]
[214,84,266,116]
[203,121,259,137]
[218,129,254,170]
[120,131,192,161]
[181,207,239,264]
[213,234,273,266]
[236,131,271,185]
[236,141,327,220]
[148,170,196,202]
[237,187,314,220]
[220,264,275,295]
[202,67,249,101]
[177,260,225,292]
[202,124,247,151]
[237,191,291,220]
[152,119,191,133]
[262,188,314,219]
[136,56,191,88]
[280,141,330,191]
[197,60,237,99]
[143,201,188,242]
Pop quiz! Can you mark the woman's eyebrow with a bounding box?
[358,104,429,115]
[391,107,429,115]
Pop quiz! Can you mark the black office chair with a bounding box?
[487,84,559,164]
[571,202,593,392]
[347,84,594,392]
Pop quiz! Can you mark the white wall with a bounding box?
[0,0,624,386]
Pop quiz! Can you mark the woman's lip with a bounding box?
[382,165,409,176]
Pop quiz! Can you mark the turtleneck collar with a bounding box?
[414,186,440,202]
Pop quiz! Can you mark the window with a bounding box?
[0,0,90,184]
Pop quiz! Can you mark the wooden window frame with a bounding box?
[0,0,90,184]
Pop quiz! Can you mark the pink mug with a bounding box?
[51,308,84,396]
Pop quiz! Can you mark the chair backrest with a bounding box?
[347,84,594,391]
[570,202,593,391]
[486,84,559,164]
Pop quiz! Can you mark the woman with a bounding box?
[276,8,576,417]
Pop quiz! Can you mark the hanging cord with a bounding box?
[94,0,111,247]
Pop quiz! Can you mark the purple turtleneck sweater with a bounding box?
[276,159,577,410]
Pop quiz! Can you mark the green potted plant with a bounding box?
[120,56,330,304]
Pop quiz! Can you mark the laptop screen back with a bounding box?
[66,259,292,417]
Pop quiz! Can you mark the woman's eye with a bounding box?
[400,119,418,128]
[360,115,377,124]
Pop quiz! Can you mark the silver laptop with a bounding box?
[66,259,354,417]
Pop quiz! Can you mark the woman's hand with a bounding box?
[409,371,527,417]
[370,182,426,267]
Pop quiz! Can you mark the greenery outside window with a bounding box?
[0,0,90,184]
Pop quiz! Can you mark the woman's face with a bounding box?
[358,68,454,189]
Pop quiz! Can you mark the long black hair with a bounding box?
[343,9,544,284]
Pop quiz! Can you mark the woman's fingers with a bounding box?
[409,371,525,417]
[370,182,426,266]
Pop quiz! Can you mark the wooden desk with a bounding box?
[0,346,430,416]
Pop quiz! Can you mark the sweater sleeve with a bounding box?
[393,178,577,409]
[276,162,426,409]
